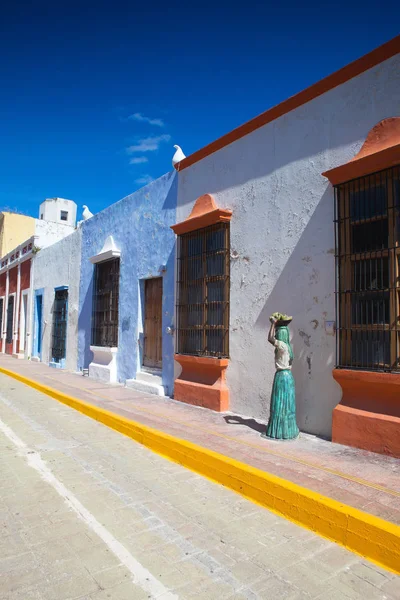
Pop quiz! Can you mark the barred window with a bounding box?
[335,166,400,371]
[6,296,14,344]
[0,299,3,339]
[176,223,230,357]
[52,289,68,361]
[91,258,120,347]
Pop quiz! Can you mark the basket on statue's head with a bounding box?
[270,312,293,326]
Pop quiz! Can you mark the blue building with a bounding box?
[78,171,177,396]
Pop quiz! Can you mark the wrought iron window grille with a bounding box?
[52,289,68,361]
[176,223,230,358]
[91,258,120,347]
[6,296,14,344]
[0,299,3,341]
[334,165,400,372]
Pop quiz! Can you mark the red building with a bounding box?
[0,238,34,357]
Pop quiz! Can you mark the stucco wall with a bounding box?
[176,54,400,438]
[78,171,177,392]
[33,228,82,371]
[35,219,75,249]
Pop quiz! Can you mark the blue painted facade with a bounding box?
[78,171,177,393]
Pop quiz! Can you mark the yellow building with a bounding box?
[0,212,36,258]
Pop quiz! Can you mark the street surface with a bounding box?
[0,373,399,600]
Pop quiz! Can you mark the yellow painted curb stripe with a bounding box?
[1,366,399,575]
[41,373,400,498]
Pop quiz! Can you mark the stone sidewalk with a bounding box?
[1,354,399,528]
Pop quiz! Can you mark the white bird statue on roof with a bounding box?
[172,145,186,169]
[82,205,94,220]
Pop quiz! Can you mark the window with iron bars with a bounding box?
[176,223,230,358]
[6,296,14,344]
[91,258,120,347]
[52,289,68,361]
[335,165,400,371]
[0,299,3,342]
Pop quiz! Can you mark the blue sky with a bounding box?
[0,0,398,218]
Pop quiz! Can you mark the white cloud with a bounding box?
[129,156,148,165]
[127,134,171,153]
[128,112,164,127]
[135,175,154,186]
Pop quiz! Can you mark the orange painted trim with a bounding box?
[174,353,230,412]
[333,368,400,414]
[175,354,230,368]
[350,117,400,160]
[332,369,400,458]
[172,209,232,235]
[175,35,400,171]
[171,193,232,235]
[323,118,400,184]
[333,404,400,459]
[323,144,400,185]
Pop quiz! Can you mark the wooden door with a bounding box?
[143,278,162,368]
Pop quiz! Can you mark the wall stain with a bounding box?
[302,256,312,263]
[122,317,131,333]
[310,319,319,330]
[298,330,311,347]
[307,355,312,374]
[309,268,319,284]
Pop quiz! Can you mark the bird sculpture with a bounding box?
[172,145,186,169]
[82,205,94,220]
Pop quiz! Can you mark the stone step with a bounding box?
[126,370,166,396]
[136,370,162,385]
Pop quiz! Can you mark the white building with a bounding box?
[32,228,82,370]
[172,37,400,457]
[38,197,77,228]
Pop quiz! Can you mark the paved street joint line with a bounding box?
[1,366,400,576]
[0,416,178,600]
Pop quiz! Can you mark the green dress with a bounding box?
[265,339,299,440]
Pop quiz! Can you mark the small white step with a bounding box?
[136,370,162,385]
[126,370,166,396]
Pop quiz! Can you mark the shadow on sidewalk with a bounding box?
[223,415,266,434]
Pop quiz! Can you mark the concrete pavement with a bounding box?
[0,374,399,599]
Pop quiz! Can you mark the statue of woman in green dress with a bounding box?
[263,314,299,440]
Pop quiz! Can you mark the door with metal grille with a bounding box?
[0,299,3,346]
[143,278,162,368]
[6,296,14,350]
[52,289,68,363]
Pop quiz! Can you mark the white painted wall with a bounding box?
[33,228,82,371]
[34,218,75,249]
[177,54,400,438]
[39,198,77,227]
